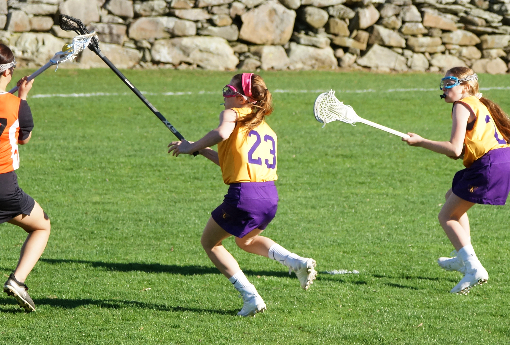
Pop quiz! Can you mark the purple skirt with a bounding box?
[452,147,510,205]
[211,181,278,238]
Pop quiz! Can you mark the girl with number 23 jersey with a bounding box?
[168,73,316,317]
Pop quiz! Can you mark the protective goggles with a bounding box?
[222,84,254,102]
[222,84,242,98]
[440,74,478,90]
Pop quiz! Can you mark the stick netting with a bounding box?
[58,32,98,64]
[313,90,359,127]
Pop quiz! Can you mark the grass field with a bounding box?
[1,69,509,344]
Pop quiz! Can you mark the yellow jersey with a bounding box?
[456,96,510,168]
[218,107,278,184]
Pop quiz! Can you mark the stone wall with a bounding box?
[2,0,510,73]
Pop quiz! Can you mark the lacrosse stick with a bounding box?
[58,14,198,156]
[9,32,97,94]
[314,90,410,140]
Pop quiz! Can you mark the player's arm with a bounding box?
[168,109,237,156]
[18,100,34,145]
[404,103,470,158]
[198,147,220,166]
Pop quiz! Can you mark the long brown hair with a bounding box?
[448,66,510,142]
[229,73,273,138]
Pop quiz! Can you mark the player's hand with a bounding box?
[17,76,34,100]
[168,140,194,156]
[402,132,423,146]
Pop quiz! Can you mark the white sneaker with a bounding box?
[450,265,489,294]
[438,256,465,273]
[237,291,266,317]
[287,257,317,290]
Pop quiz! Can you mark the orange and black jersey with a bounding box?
[0,92,34,174]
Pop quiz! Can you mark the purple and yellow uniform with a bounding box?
[218,107,277,184]
[456,96,510,168]
[212,107,279,238]
[452,96,510,205]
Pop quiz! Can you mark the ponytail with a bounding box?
[479,97,510,142]
[230,73,273,139]
[447,66,510,142]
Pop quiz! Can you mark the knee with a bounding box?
[235,237,252,251]
[43,219,51,233]
[200,235,210,252]
[200,233,218,253]
[438,209,453,227]
[38,215,51,233]
[437,212,446,226]
[445,189,453,201]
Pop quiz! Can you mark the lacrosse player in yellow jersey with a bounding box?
[169,73,317,316]
[404,67,510,294]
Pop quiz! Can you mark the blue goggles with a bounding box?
[440,74,478,90]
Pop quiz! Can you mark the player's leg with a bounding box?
[235,231,317,291]
[438,193,487,294]
[438,192,473,251]
[437,189,470,273]
[234,229,274,257]
[4,201,50,312]
[201,217,265,316]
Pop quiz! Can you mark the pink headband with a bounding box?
[241,73,253,98]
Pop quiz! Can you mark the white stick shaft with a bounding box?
[358,118,410,140]
[8,61,55,94]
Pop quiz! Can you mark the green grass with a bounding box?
[1,69,510,344]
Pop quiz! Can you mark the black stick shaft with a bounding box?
[9,61,55,94]
[93,49,186,140]
[90,46,198,155]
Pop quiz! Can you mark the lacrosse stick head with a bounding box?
[59,14,87,34]
[51,32,98,65]
[314,90,360,127]
[58,14,100,51]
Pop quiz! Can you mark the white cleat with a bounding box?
[288,258,317,290]
[438,256,465,273]
[237,292,266,317]
[450,266,489,294]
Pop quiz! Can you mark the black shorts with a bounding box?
[0,171,35,224]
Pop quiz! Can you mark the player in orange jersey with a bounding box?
[0,44,51,312]
[169,73,316,316]
[404,67,510,294]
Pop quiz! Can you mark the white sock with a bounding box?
[268,244,300,266]
[228,271,253,292]
[453,237,471,257]
[458,244,480,267]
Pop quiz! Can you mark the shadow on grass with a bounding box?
[0,296,236,315]
[40,258,290,278]
[318,272,455,290]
